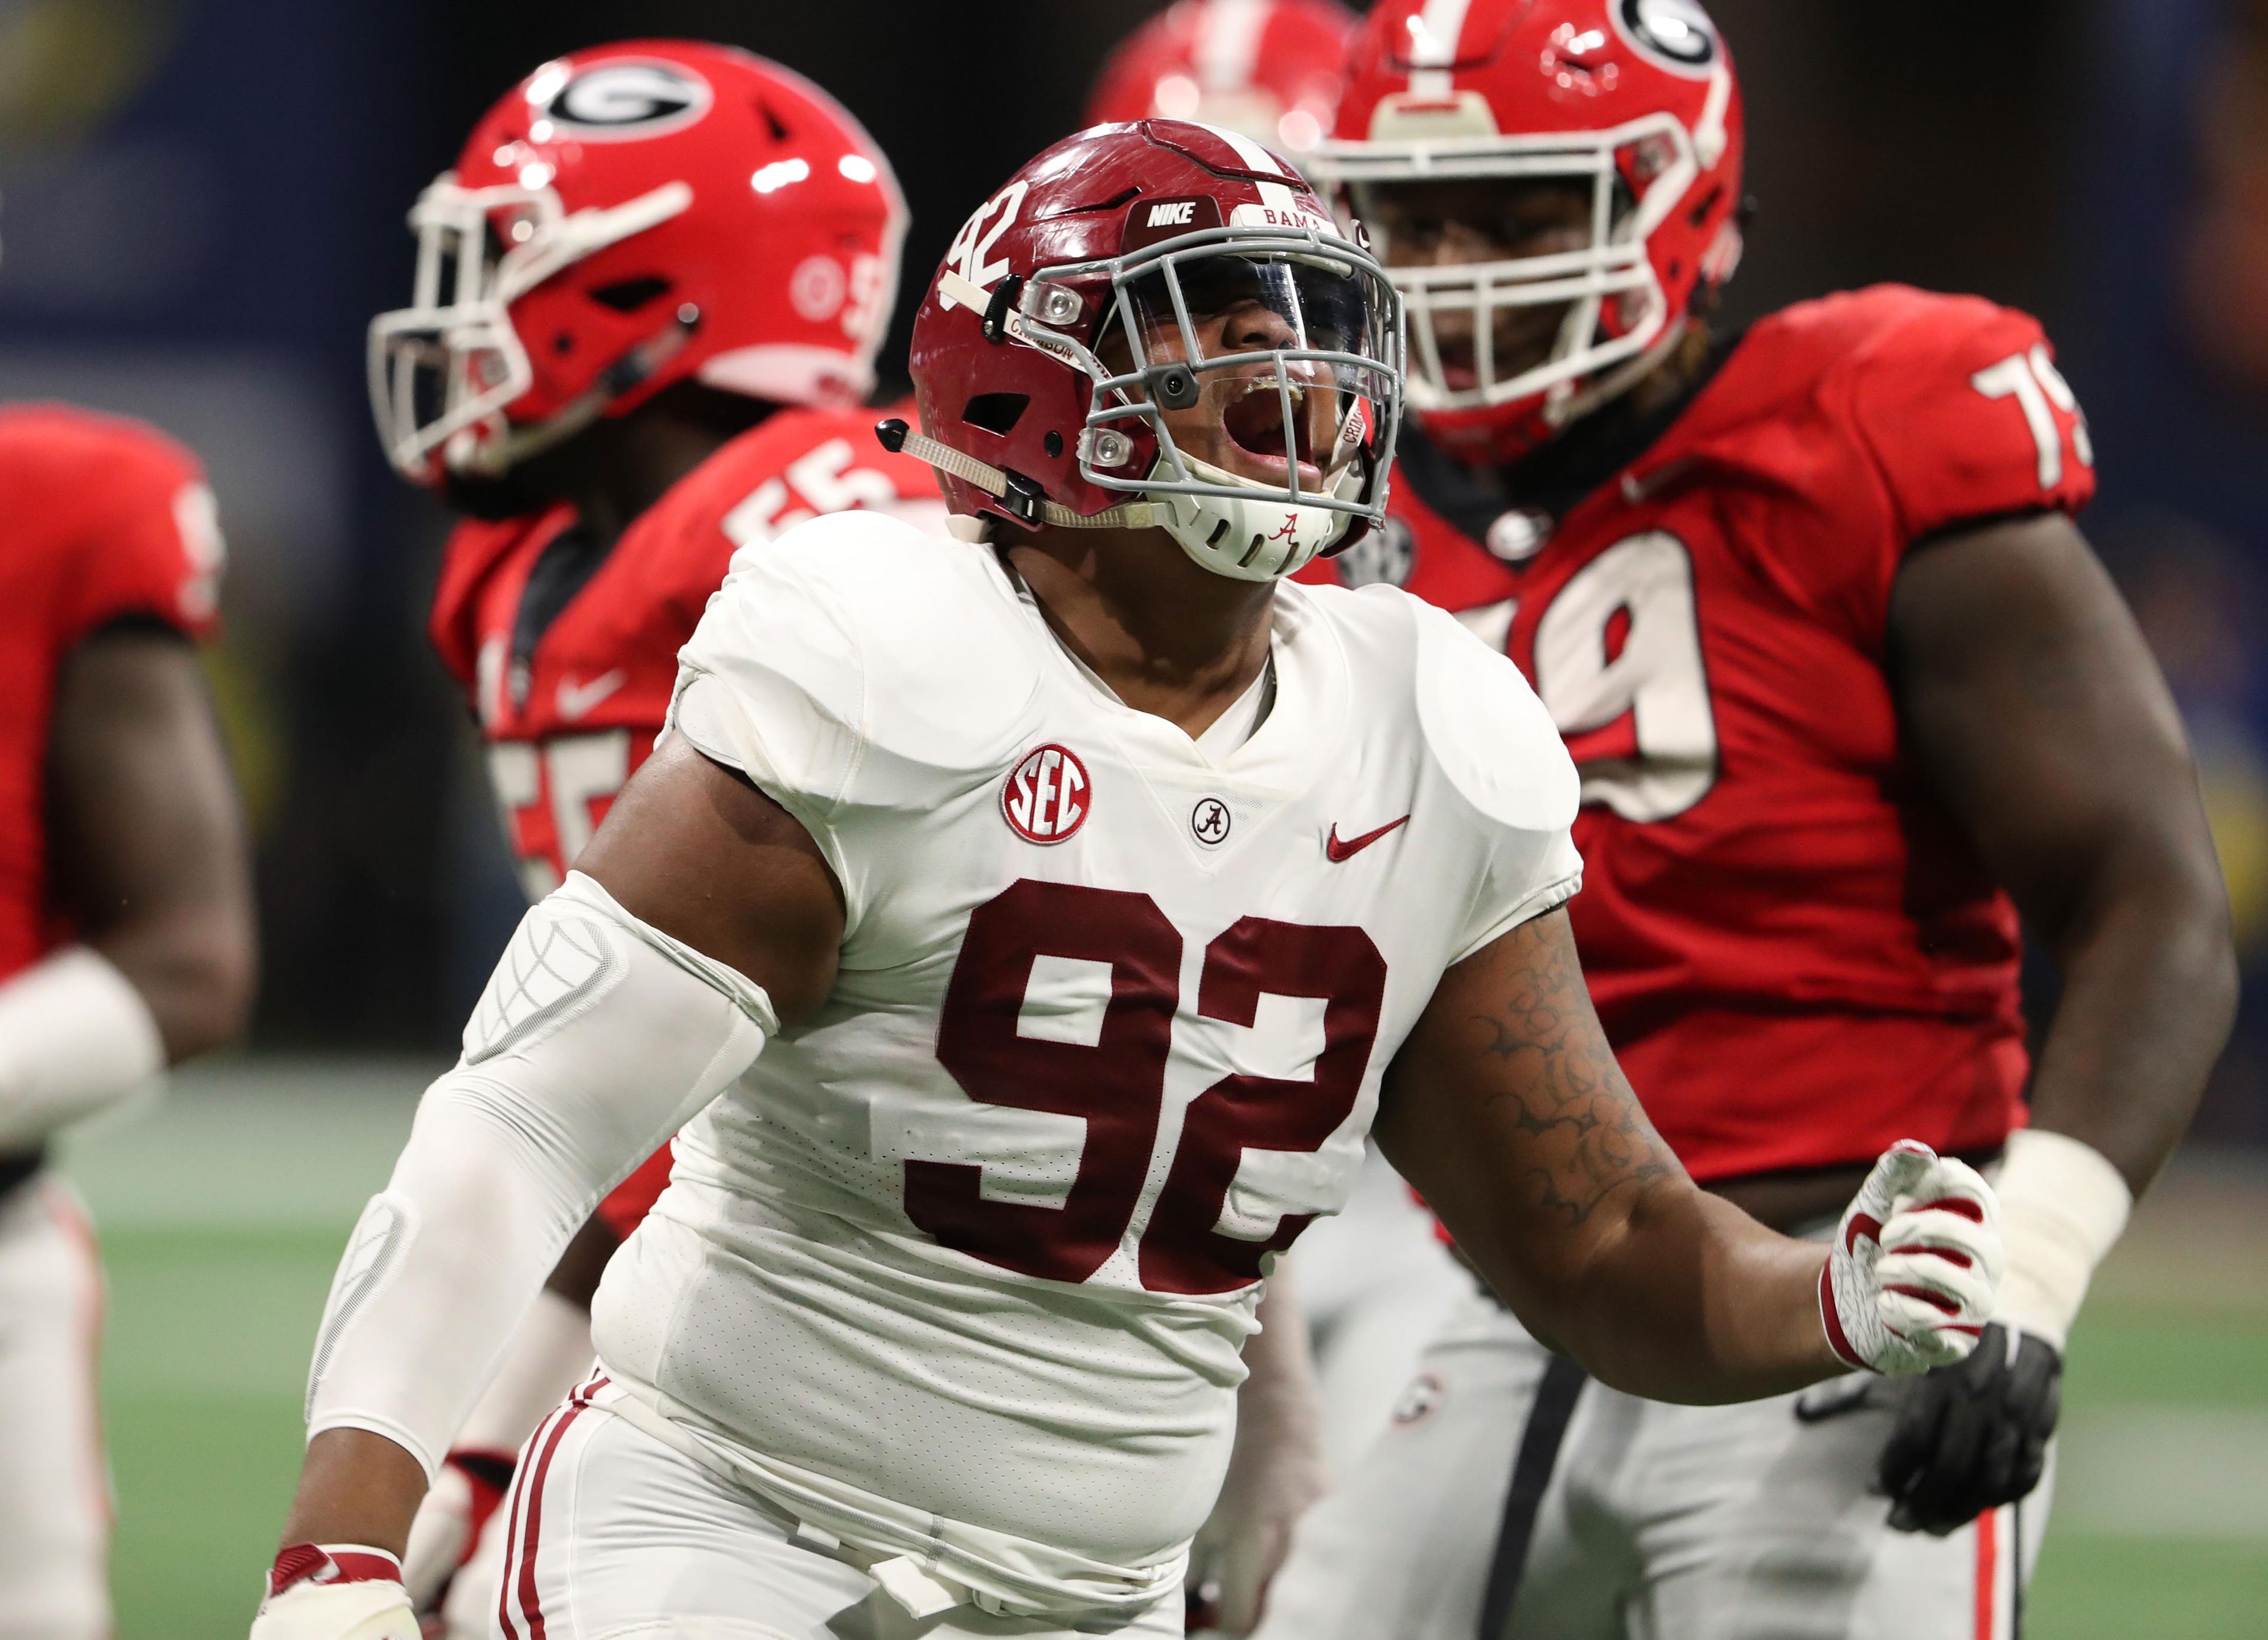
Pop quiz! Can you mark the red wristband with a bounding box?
[267,1543,406,1599]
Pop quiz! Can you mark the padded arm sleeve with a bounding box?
[302,872,776,1475]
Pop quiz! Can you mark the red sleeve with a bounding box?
[1748,291,2098,653]
[1846,294,2095,543]
[429,519,513,693]
[55,431,223,646]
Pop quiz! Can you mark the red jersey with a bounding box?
[0,404,223,987]
[430,406,941,1238]
[431,406,944,901]
[1340,286,2096,1180]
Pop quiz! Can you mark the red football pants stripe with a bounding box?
[503,1374,608,1640]
[1974,1505,1999,1639]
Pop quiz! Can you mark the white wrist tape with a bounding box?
[1989,1127,2132,1349]
[304,872,774,1475]
[0,945,165,1149]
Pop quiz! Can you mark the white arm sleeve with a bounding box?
[0,945,166,1148]
[304,872,775,1475]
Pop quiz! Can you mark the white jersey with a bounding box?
[588,513,1581,1613]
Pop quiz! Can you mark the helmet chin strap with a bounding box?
[454,309,700,478]
[878,418,1347,581]
[876,419,1158,530]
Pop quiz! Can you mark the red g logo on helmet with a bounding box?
[1003,745,1092,845]
[370,42,908,485]
[535,60,714,139]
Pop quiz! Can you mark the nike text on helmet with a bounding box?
[1312,0,1744,462]
[369,40,906,484]
[895,119,1405,583]
[1085,0,1361,156]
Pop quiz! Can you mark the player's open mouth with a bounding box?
[1220,378,1323,485]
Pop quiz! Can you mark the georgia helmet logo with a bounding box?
[1612,0,1722,77]
[535,61,713,139]
[1002,744,1091,845]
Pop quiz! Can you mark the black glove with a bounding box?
[1876,1321,2061,1535]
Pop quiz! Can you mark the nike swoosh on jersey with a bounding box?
[1325,814,1411,862]
[556,670,628,722]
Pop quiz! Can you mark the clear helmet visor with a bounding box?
[1108,248,1398,508]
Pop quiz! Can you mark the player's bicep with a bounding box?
[1887,511,2215,934]
[574,733,843,1023]
[1375,908,1684,1325]
[46,622,253,1058]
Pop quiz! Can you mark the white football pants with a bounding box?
[1255,1284,2052,1640]
[0,1175,110,1640]
[492,1385,1184,1640]
[1283,1145,1467,1473]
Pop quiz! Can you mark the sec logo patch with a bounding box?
[1003,744,1091,845]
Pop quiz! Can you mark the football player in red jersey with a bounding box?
[368,42,942,1636]
[1252,3,2239,1638]
[0,404,254,1636]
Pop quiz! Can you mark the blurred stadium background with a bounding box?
[5,0,2265,1633]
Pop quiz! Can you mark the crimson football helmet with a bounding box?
[1085,0,1360,156]
[370,41,905,483]
[1314,0,1744,461]
[895,120,1403,582]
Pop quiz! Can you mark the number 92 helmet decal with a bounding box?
[369,40,905,485]
[896,119,1405,583]
[1312,0,1744,464]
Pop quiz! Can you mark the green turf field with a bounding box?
[58,1061,2268,1639]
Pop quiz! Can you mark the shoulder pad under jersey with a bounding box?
[672,511,1038,812]
[1400,588,1579,836]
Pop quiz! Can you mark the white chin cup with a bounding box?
[1149,454,1353,582]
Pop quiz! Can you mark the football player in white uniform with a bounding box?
[248,120,2004,1640]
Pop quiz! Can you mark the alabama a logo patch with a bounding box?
[1003,744,1091,845]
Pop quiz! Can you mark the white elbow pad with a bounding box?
[304,873,775,1473]
[0,946,165,1149]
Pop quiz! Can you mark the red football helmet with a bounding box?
[1085,0,1360,157]
[1315,0,1744,462]
[897,120,1403,582]
[370,41,905,483]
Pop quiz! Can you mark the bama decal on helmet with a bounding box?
[1612,0,1722,77]
[535,60,715,139]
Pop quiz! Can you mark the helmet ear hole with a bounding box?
[588,276,673,313]
[754,99,791,142]
[961,393,1030,435]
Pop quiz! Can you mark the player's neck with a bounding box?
[1006,527,1276,741]
[563,415,740,549]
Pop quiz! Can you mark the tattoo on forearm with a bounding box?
[1472,922,1677,1226]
